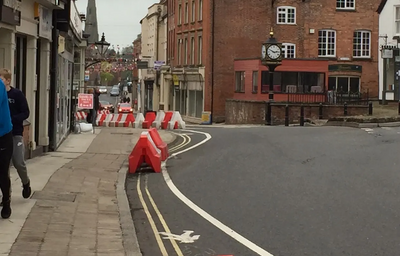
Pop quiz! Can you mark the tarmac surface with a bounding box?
[126,125,400,256]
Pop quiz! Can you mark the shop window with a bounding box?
[328,76,360,92]
[261,71,325,93]
[252,71,258,93]
[235,71,245,92]
[188,89,203,118]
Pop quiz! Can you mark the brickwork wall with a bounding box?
[225,99,369,125]
[213,0,379,122]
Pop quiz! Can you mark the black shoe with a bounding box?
[1,200,11,219]
[22,182,32,199]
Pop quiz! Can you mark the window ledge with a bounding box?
[276,23,297,25]
[235,91,245,93]
[318,56,337,60]
[191,21,195,24]
[352,57,372,61]
[252,91,258,94]
[336,8,356,12]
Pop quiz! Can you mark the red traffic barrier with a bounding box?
[161,111,173,129]
[148,128,169,161]
[129,131,161,173]
[142,111,156,129]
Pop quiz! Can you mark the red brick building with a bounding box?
[166,0,210,122]
[167,0,380,122]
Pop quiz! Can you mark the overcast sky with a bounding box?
[75,0,157,49]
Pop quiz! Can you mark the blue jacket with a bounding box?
[7,87,30,136]
[0,79,12,137]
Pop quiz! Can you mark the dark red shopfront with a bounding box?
[233,58,329,102]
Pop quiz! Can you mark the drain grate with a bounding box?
[31,191,77,202]
[110,132,134,135]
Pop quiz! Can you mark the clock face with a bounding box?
[261,45,267,59]
[267,45,281,60]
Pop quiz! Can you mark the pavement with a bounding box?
[126,125,400,256]
[1,127,175,256]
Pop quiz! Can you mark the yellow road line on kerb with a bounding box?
[145,176,184,256]
[136,174,168,256]
[169,133,187,152]
[169,134,191,152]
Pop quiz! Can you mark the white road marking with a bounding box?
[163,129,274,256]
[145,176,184,255]
[361,128,374,134]
[159,230,200,244]
[381,127,392,130]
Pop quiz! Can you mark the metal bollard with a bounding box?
[344,102,348,116]
[265,102,272,125]
[319,103,323,119]
[285,105,289,126]
[300,105,305,126]
[368,101,373,115]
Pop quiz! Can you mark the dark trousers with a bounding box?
[0,131,13,202]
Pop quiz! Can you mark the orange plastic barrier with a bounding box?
[129,132,161,173]
[148,128,169,161]
[161,111,173,129]
[142,111,156,129]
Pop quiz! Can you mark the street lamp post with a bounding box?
[261,28,283,125]
[85,33,111,69]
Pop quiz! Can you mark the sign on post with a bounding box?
[84,70,90,81]
[78,93,93,109]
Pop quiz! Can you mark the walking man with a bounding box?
[0,68,32,201]
[0,69,13,219]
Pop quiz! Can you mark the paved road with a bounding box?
[99,85,119,111]
[126,125,400,256]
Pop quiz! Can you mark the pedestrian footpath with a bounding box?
[0,127,175,256]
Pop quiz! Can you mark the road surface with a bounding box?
[126,125,400,256]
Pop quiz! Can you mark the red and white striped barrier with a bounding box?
[109,113,135,127]
[98,110,110,115]
[75,111,87,121]
[152,111,165,129]
[133,113,145,128]
[131,111,185,129]
[95,113,135,127]
[168,111,186,129]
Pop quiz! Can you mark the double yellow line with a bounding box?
[136,174,184,256]
[169,133,191,153]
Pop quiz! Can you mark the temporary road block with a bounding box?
[103,114,114,126]
[75,111,87,121]
[168,111,186,129]
[129,131,161,173]
[148,128,169,161]
[96,114,107,126]
[109,113,135,127]
[152,111,165,129]
[142,111,156,129]
[161,111,173,129]
[133,113,145,128]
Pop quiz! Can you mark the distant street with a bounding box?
[99,85,119,108]
[126,125,400,256]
